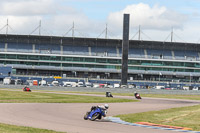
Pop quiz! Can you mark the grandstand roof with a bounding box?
[0,34,199,51]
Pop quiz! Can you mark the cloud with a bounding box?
[0,1,191,41]
[107,3,188,34]
[0,0,56,16]
[0,0,94,36]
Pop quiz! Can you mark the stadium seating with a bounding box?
[146,49,172,59]
[35,44,60,54]
[128,48,145,58]
[162,50,173,59]
[0,66,12,76]
[7,43,32,53]
[0,43,4,52]
[91,46,117,57]
[63,45,89,55]
[146,49,163,59]
[3,42,199,62]
[174,50,198,60]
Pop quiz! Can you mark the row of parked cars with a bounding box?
[33,80,136,88]
[151,85,200,90]
[2,77,136,88]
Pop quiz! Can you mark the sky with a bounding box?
[0,0,200,43]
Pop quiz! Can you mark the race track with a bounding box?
[0,93,199,133]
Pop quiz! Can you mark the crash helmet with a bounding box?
[104,104,109,109]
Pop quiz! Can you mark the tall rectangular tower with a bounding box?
[121,14,130,85]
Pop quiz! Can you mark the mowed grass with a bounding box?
[0,89,135,133]
[0,123,64,133]
[0,90,136,103]
[142,94,200,100]
[32,90,132,96]
[36,90,200,100]
[116,104,200,131]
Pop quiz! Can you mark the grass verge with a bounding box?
[0,90,136,103]
[116,105,200,131]
[142,94,200,100]
[0,123,64,133]
[41,90,200,100]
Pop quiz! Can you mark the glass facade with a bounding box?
[0,53,200,73]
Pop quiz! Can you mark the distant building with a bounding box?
[0,34,199,82]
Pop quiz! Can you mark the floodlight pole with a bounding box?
[171,27,173,42]
[39,20,41,36]
[105,23,108,39]
[138,25,141,40]
[72,22,74,37]
[6,19,8,35]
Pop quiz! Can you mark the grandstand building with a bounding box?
[0,34,200,82]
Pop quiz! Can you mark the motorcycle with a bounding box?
[106,92,113,98]
[84,106,107,121]
[134,92,142,99]
[23,87,31,92]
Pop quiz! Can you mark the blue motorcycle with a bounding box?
[84,106,107,121]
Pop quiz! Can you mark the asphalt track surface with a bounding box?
[0,92,199,133]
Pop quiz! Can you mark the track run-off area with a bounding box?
[0,89,200,133]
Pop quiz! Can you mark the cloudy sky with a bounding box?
[0,0,200,43]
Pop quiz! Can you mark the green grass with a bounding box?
[33,90,134,96]
[0,123,64,133]
[116,105,200,131]
[0,90,136,103]
[49,91,200,100]
[142,94,200,100]
[0,89,136,133]
[1,89,200,131]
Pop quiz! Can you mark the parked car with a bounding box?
[52,81,59,86]
[85,82,93,87]
[77,82,85,87]
[63,82,72,87]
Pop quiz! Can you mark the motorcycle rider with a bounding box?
[99,104,109,110]
[90,104,109,112]
[134,91,141,99]
[134,91,138,97]
[23,85,28,91]
[84,104,109,120]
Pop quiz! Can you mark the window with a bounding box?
[50,63,60,67]
[62,63,72,67]
[173,62,184,67]
[73,64,83,67]
[163,62,173,66]
[107,59,120,64]
[63,57,72,61]
[39,62,49,66]
[50,56,61,61]
[185,63,194,67]
[85,64,94,68]
[129,60,140,65]
[17,55,27,59]
[73,57,81,62]
[151,61,163,66]
[6,54,16,59]
[0,54,6,58]
[28,55,39,60]
[85,58,95,62]
[96,58,107,63]
[40,56,49,60]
